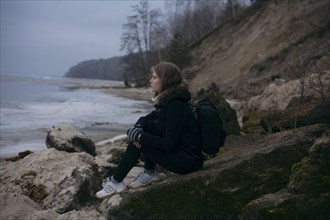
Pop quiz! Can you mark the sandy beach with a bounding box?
[102,86,153,102]
[62,78,154,102]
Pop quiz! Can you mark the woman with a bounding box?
[96,62,204,199]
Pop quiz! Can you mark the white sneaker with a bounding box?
[129,171,160,188]
[96,179,127,199]
[102,177,111,188]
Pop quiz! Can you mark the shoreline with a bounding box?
[101,86,153,102]
[0,82,154,160]
[62,78,154,102]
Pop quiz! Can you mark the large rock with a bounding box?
[0,149,102,218]
[240,129,330,220]
[261,98,330,132]
[1,124,329,219]
[102,124,329,219]
[305,100,330,125]
[242,97,330,133]
[46,124,96,156]
[242,72,330,133]
[248,72,330,112]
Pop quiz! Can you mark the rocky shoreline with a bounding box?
[1,122,329,219]
[1,76,329,219]
[102,86,153,102]
[0,85,153,220]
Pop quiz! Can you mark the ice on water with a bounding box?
[0,75,151,157]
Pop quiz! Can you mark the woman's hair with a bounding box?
[151,62,183,93]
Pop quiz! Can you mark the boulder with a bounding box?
[288,129,330,194]
[307,101,330,125]
[102,124,329,219]
[240,128,330,220]
[0,149,102,218]
[259,97,330,132]
[243,90,329,133]
[27,209,106,220]
[248,81,300,112]
[46,124,96,156]
[241,113,267,134]
[5,150,34,162]
[102,125,329,219]
[248,72,330,112]
[1,124,329,219]
[239,72,329,133]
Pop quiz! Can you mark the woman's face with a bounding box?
[150,70,162,93]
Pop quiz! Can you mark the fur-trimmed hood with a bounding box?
[152,81,191,106]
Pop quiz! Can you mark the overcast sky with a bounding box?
[0,0,165,77]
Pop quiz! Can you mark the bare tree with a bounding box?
[120,0,249,83]
[293,50,330,128]
[163,0,229,66]
[228,0,237,20]
[165,0,230,46]
[149,8,167,63]
[120,0,162,86]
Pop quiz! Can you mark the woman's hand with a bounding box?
[133,142,141,149]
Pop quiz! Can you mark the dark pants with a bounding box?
[113,143,203,182]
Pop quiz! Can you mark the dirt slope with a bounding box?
[187,0,330,100]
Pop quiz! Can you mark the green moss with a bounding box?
[122,165,290,219]
[321,175,330,186]
[291,160,303,173]
[242,113,261,129]
[260,96,323,132]
[253,198,298,220]
[123,178,238,219]
[245,191,330,220]
[203,148,226,160]
[116,144,308,219]
[291,156,330,194]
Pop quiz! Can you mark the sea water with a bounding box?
[0,75,152,157]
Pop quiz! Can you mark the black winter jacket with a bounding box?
[136,83,204,163]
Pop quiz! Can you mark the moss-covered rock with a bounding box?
[242,113,267,134]
[260,97,329,132]
[289,130,330,194]
[105,124,328,220]
[244,96,329,133]
[119,147,305,219]
[240,128,330,220]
